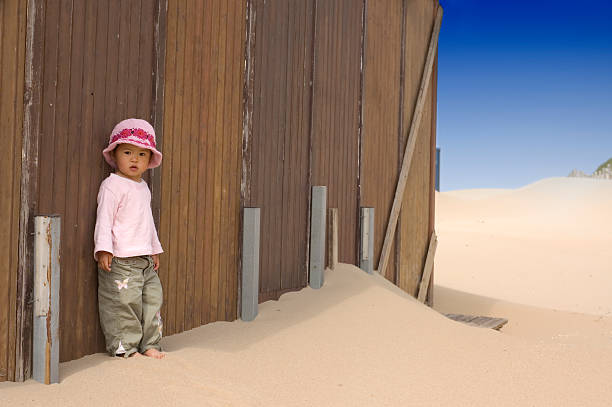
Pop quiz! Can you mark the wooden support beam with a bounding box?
[327,208,338,270]
[377,6,443,277]
[417,231,437,303]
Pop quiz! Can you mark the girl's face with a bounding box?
[112,143,151,181]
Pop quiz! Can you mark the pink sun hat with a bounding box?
[103,118,162,169]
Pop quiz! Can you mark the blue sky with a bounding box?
[437,0,612,190]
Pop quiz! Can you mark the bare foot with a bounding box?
[143,349,165,359]
[129,352,142,358]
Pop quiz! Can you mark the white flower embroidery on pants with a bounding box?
[115,278,129,290]
[116,341,126,355]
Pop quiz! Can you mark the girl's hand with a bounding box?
[152,254,160,270]
[97,251,113,272]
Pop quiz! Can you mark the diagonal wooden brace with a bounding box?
[377,6,443,277]
[417,231,438,303]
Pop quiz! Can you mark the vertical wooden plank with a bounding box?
[257,0,273,300]
[0,0,12,382]
[272,0,288,294]
[8,0,26,381]
[280,1,296,291]
[169,0,187,335]
[287,0,301,291]
[213,0,229,320]
[65,0,86,360]
[91,0,111,354]
[199,0,213,325]
[126,0,142,114]
[103,0,120,133]
[189,0,204,328]
[176,0,194,333]
[151,0,168,229]
[336,0,347,261]
[207,0,222,320]
[218,0,232,320]
[160,0,177,332]
[17,0,45,379]
[76,0,100,358]
[115,0,131,119]
[138,0,155,121]
[37,0,59,216]
[53,0,73,361]
[226,0,244,320]
[202,0,217,324]
[301,0,315,289]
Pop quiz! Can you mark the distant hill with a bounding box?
[596,158,612,172]
[568,157,612,180]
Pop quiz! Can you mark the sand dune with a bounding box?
[435,177,612,315]
[2,176,611,406]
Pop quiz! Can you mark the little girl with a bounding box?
[94,118,165,359]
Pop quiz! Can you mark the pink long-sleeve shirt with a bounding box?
[94,173,163,261]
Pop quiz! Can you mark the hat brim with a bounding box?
[103,140,163,169]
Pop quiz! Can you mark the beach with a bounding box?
[2,176,611,406]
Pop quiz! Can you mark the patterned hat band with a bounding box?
[110,127,156,148]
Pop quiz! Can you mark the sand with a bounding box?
[2,176,611,406]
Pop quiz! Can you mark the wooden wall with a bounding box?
[311,0,363,265]
[246,0,314,302]
[0,0,26,382]
[159,0,245,334]
[247,0,437,298]
[397,0,437,295]
[27,0,158,362]
[4,0,438,378]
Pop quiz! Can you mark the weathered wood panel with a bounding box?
[247,0,314,302]
[397,0,437,295]
[361,0,404,282]
[0,0,27,382]
[160,0,245,332]
[311,0,363,264]
[31,0,157,362]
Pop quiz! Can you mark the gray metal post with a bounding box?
[241,208,260,321]
[309,186,327,289]
[360,208,375,274]
[33,215,60,384]
[435,147,440,192]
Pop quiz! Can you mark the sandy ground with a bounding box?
[2,177,611,406]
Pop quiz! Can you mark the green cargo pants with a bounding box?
[98,255,163,357]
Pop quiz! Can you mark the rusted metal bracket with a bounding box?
[33,215,60,384]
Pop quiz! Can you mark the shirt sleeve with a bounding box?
[151,221,163,255]
[93,185,118,261]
